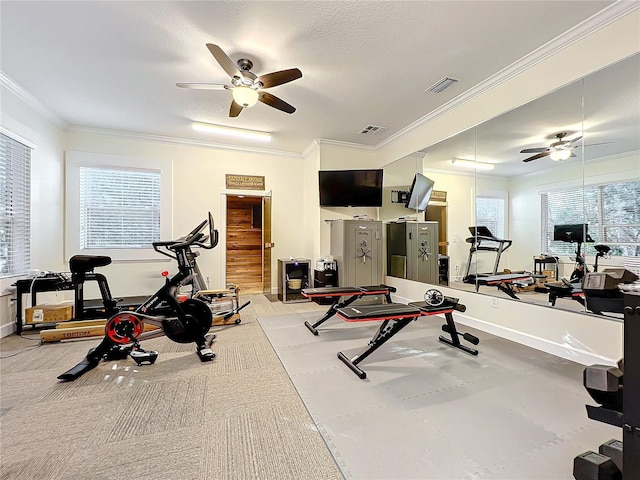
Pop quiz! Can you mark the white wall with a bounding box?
[0,84,66,337]
[64,130,306,296]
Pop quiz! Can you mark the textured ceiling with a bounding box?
[0,0,623,160]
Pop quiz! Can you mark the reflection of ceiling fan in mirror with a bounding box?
[520,132,612,163]
[177,43,302,118]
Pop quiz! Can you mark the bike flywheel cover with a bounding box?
[105,313,144,344]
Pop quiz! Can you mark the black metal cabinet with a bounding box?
[623,291,640,478]
[277,258,311,303]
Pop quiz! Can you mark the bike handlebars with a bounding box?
[152,213,219,257]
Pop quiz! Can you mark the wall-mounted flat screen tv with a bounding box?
[318,169,383,207]
[405,173,435,212]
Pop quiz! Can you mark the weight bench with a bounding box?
[301,285,396,335]
[335,298,479,379]
[474,273,537,299]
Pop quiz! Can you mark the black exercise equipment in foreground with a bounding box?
[301,285,396,335]
[573,288,640,479]
[462,226,513,284]
[335,290,478,379]
[57,213,220,382]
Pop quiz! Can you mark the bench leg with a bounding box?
[337,318,415,379]
[439,312,479,356]
[304,294,361,335]
[496,282,520,300]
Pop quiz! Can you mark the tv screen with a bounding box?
[405,173,435,212]
[553,223,589,243]
[318,169,383,207]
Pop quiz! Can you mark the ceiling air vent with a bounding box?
[426,77,458,93]
[359,125,387,135]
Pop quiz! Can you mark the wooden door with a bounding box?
[226,195,263,293]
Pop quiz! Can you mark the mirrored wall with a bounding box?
[382,53,640,320]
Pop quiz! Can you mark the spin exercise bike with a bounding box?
[58,213,221,382]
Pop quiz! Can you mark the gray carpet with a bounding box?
[258,311,621,480]
[0,297,343,480]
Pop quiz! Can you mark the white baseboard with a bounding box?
[454,314,617,367]
[0,321,16,339]
[391,293,616,367]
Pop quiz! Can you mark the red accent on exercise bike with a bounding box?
[105,313,144,344]
[161,271,169,277]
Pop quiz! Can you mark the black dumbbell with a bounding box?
[573,451,621,480]
[599,439,623,473]
[583,364,623,411]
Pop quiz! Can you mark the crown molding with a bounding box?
[376,1,640,150]
[0,71,67,130]
[65,126,302,158]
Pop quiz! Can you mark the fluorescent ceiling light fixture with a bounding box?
[549,149,572,161]
[193,122,271,142]
[451,158,494,170]
[232,86,259,107]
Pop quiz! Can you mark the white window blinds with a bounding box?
[0,133,31,278]
[79,166,161,249]
[541,180,640,256]
[476,196,505,239]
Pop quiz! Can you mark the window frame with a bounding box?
[65,151,172,261]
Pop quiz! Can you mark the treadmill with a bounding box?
[462,226,513,284]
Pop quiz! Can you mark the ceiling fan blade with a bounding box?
[522,151,550,163]
[259,91,296,114]
[176,82,230,90]
[206,43,242,79]
[584,141,614,147]
[229,100,243,117]
[520,147,548,153]
[569,135,583,144]
[257,68,302,89]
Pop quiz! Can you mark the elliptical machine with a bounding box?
[58,213,220,382]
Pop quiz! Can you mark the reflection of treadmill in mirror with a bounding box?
[462,226,513,284]
[553,223,593,284]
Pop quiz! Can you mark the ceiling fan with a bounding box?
[177,43,302,118]
[520,132,612,163]
[520,132,582,162]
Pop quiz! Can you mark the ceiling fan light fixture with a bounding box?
[451,158,494,171]
[192,122,271,142]
[232,86,259,107]
[549,149,572,161]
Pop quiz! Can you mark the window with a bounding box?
[65,152,172,261]
[79,167,161,249]
[541,180,640,256]
[476,196,506,239]
[0,132,31,278]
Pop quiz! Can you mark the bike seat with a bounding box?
[69,255,112,274]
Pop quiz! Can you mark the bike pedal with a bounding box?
[197,347,216,362]
[104,345,133,360]
[129,349,159,365]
